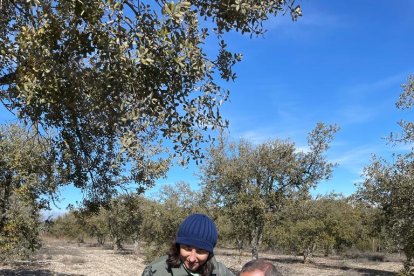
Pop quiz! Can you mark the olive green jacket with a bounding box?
[141,255,234,276]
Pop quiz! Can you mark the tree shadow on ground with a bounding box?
[0,268,75,276]
[263,256,303,264]
[262,257,397,276]
[114,248,135,256]
[80,242,136,256]
[310,262,397,276]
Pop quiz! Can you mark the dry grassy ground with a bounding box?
[0,238,404,275]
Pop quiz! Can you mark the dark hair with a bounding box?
[166,242,214,276]
[240,259,282,276]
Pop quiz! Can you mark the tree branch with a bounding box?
[0,71,16,86]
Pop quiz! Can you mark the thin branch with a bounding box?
[124,0,139,17]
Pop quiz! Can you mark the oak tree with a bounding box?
[358,75,414,274]
[0,124,60,260]
[0,0,301,205]
[201,123,338,259]
[268,195,362,263]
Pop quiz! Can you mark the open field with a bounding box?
[0,238,404,275]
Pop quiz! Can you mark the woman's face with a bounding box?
[179,244,210,272]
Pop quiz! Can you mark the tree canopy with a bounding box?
[0,0,302,205]
[358,75,414,274]
[0,124,60,260]
[201,123,338,258]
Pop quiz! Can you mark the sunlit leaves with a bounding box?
[359,155,414,263]
[0,124,60,260]
[358,76,414,271]
[0,0,301,205]
[200,123,338,258]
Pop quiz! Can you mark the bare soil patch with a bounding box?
[0,238,404,275]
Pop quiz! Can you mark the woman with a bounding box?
[142,213,234,276]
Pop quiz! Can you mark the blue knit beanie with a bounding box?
[176,213,218,253]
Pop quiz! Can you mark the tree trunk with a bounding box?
[113,237,123,250]
[236,238,243,263]
[324,245,330,257]
[0,173,13,232]
[303,247,310,264]
[403,259,414,275]
[371,238,375,252]
[251,245,258,260]
[133,240,140,254]
[378,236,381,252]
[303,244,315,264]
[251,226,262,260]
[97,234,105,245]
[77,235,84,244]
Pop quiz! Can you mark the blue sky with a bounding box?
[147,0,414,199]
[2,0,414,210]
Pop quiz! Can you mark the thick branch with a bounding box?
[0,71,16,86]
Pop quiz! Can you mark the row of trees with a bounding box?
[48,182,200,260]
[46,184,391,265]
[42,122,392,266]
[1,115,413,275]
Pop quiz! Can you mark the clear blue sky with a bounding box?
[2,0,414,210]
[147,0,414,198]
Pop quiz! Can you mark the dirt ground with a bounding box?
[0,238,404,276]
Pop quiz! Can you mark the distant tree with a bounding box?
[84,210,109,245]
[347,198,396,253]
[48,195,143,249]
[316,196,361,256]
[201,123,338,259]
[358,75,414,274]
[101,195,143,250]
[358,155,414,274]
[157,181,202,212]
[0,0,302,205]
[267,195,362,263]
[0,124,61,260]
[48,211,86,241]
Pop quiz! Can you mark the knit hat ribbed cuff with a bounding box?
[176,237,214,253]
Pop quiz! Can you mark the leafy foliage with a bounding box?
[100,195,143,250]
[49,195,143,249]
[0,124,60,260]
[44,182,402,265]
[359,155,414,267]
[358,75,414,274]
[47,211,85,241]
[0,0,301,205]
[268,195,364,263]
[201,123,338,258]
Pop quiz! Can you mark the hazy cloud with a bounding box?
[345,73,406,98]
[265,8,345,31]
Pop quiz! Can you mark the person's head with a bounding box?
[167,214,218,275]
[240,259,282,276]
